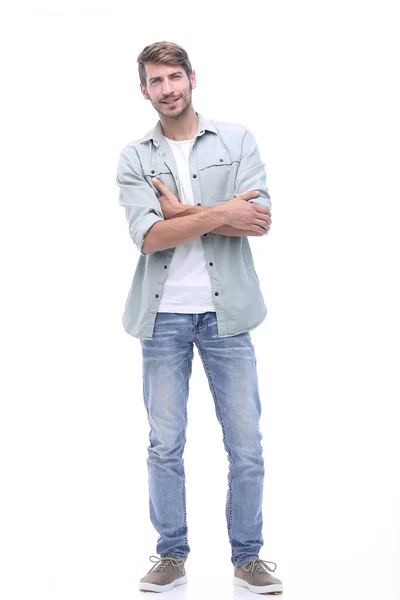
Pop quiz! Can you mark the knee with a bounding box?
[226,433,264,470]
[147,429,186,462]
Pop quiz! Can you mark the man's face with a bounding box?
[140,63,196,118]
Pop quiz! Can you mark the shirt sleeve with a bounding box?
[116,147,164,256]
[234,129,272,212]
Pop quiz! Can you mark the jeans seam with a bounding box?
[180,354,190,545]
[196,345,235,548]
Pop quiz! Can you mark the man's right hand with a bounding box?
[218,191,272,235]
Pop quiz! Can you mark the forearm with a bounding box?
[177,205,251,237]
[143,205,227,253]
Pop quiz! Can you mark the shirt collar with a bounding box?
[139,112,217,145]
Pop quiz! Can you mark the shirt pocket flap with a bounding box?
[197,151,237,171]
[143,162,178,198]
[143,162,172,177]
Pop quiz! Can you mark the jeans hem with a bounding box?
[234,555,259,569]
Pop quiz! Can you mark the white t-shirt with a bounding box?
[157,136,215,314]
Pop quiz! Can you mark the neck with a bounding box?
[159,106,198,141]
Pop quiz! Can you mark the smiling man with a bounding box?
[142,64,193,118]
[115,41,283,595]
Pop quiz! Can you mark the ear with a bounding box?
[190,70,197,89]
[140,83,149,100]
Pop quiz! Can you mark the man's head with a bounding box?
[137,41,196,119]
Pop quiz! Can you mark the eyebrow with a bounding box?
[148,71,182,83]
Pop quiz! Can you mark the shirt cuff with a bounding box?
[134,212,164,256]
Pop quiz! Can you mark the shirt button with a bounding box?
[192,174,197,178]
[151,170,155,174]
[219,158,223,162]
[164,265,167,269]
[209,262,213,266]
[155,294,159,298]
[214,292,219,296]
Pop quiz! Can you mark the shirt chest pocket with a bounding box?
[143,162,180,199]
[199,154,240,203]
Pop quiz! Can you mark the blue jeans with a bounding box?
[140,311,265,568]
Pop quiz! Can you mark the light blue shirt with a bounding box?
[116,112,271,339]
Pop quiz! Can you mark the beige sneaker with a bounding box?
[139,555,188,593]
[233,558,283,594]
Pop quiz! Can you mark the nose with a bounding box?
[161,79,173,97]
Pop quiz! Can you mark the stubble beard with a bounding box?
[153,84,193,120]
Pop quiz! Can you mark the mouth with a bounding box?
[162,97,180,105]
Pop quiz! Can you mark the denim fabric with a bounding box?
[140,311,265,568]
[116,112,271,340]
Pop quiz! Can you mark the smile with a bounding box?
[162,98,179,105]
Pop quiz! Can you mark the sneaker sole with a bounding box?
[139,574,188,592]
[233,576,283,594]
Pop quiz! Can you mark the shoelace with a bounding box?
[148,555,185,573]
[242,558,277,576]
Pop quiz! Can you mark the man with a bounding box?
[115,41,283,595]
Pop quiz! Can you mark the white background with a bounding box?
[1,1,399,599]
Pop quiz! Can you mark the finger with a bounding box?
[255,218,270,230]
[245,230,264,236]
[241,190,261,200]
[256,213,271,223]
[254,222,270,233]
[254,206,271,215]
[152,177,173,198]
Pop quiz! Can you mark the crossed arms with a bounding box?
[116,129,271,255]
